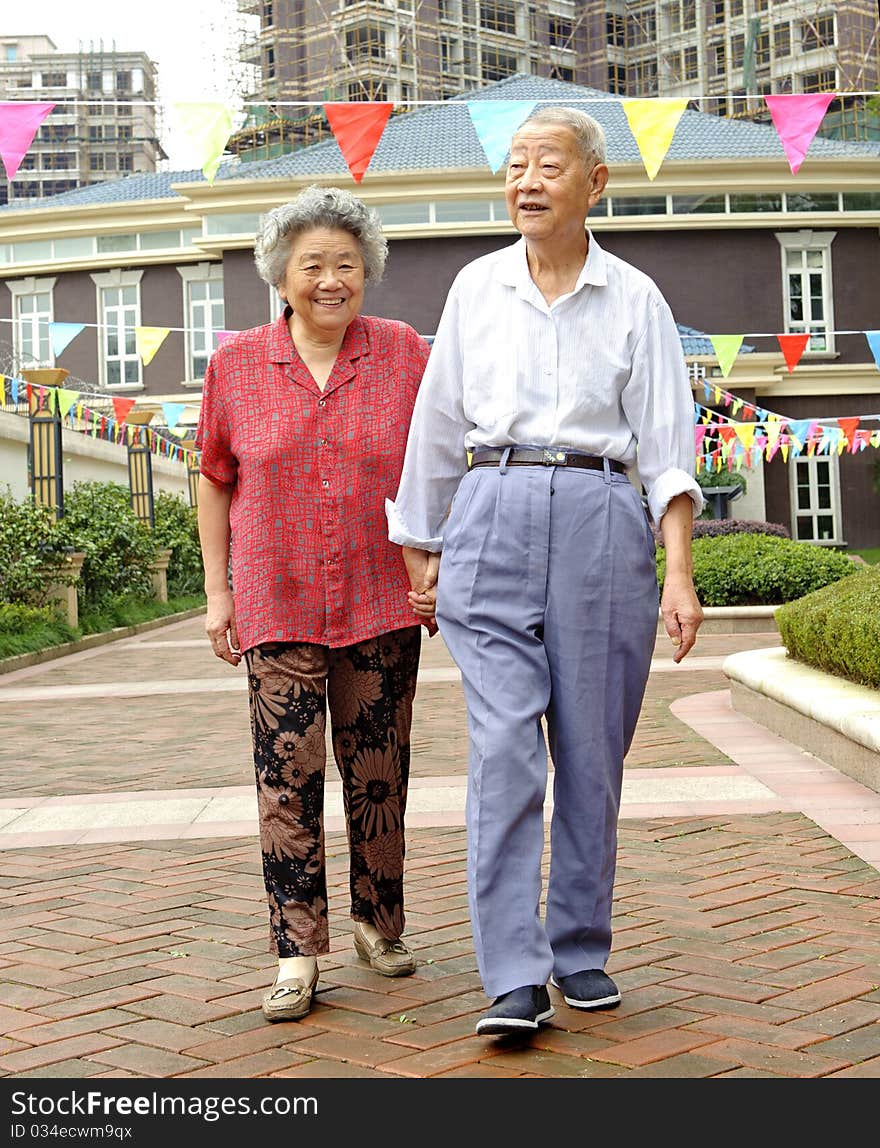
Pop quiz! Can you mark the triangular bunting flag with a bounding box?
[56,388,78,419]
[111,396,137,424]
[694,425,707,452]
[161,402,186,430]
[0,102,55,180]
[764,93,836,175]
[9,377,19,405]
[48,321,86,359]
[214,330,238,344]
[777,332,810,373]
[621,98,688,181]
[837,417,859,448]
[323,102,394,183]
[734,423,756,451]
[708,335,744,379]
[135,326,170,366]
[173,102,233,183]
[785,418,815,449]
[466,100,537,173]
[865,331,880,371]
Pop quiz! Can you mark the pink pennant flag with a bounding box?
[764,93,835,175]
[0,102,55,180]
[214,330,238,344]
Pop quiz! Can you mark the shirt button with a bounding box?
[318,399,326,407]
[322,480,329,487]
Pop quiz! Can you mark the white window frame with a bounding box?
[7,276,56,367]
[776,229,836,355]
[90,268,144,390]
[177,262,224,385]
[269,284,285,322]
[789,451,843,545]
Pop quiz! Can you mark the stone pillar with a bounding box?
[150,548,173,603]
[40,550,86,629]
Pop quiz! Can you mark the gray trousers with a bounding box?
[436,459,658,998]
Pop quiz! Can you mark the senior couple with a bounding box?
[196,106,704,1037]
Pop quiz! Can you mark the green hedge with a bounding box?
[0,488,66,606]
[776,563,880,689]
[153,491,204,597]
[0,602,75,659]
[656,533,855,606]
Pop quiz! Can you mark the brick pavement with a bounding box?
[1,615,879,1078]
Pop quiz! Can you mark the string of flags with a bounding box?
[1,374,198,467]
[0,91,862,185]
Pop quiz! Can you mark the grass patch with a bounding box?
[851,547,880,565]
[0,594,205,661]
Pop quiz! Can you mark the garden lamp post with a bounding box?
[126,410,156,529]
[180,439,200,508]
[21,367,69,521]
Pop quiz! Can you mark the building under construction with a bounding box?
[0,35,165,206]
[230,0,879,159]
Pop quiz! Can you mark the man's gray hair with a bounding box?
[254,185,388,287]
[517,106,607,168]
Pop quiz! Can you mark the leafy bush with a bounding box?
[0,488,67,606]
[697,469,747,494]
[777,563,880,689]
[153,491,204,597]
[652,518,790,544]
[0,601,75,659]
[656,533,855,606]
[55,481,157,609]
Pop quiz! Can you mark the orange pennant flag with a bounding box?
[323,102,393,182]
[837,417,859,448]
[111,396,137,424]
[777,333,810,373]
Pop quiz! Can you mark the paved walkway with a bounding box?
[1,617,879,1078]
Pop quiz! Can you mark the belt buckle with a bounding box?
[542,448,567,466]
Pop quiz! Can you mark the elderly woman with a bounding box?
[196,185,432,1023]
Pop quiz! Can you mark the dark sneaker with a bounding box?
[551,969,621,1010]
[475,985,555,1036]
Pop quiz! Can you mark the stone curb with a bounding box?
[0,606,207,675]
[658,604,779,635]
[723,646,880,793]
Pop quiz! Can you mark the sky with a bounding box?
[8,0,260,165]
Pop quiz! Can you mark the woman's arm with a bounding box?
[658,492,704,664]
[197,475,241,666]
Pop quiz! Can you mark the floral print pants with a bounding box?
[244,626,421,957]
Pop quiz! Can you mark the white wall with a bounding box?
[0,410,191,503]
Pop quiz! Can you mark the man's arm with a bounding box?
[197,475,241,666]
[658,493,703,663]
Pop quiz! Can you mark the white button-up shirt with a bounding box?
[387,231,703,550]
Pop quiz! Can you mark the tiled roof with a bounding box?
[4,73,877,212]
[677,324,755,355]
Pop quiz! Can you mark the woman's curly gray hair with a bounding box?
[254,185,388,287]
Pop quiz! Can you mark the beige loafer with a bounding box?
[261,966,319,1022]
[353,921,416,977]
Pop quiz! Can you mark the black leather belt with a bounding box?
[469,447,626,474]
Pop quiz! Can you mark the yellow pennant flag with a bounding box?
[173,102,233,183]
[135,326,170,366]
[764,422,782,451]
[622,98,688,181]
[734,423,756,451]
[708,335,744,379]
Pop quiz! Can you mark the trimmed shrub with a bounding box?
[0,488,67,606]
[153,491,204,597]
[776,563,880,689]
[55,481,157,609]
[0,601,75,659]
[656,533,855,606]
[652,518,790,544]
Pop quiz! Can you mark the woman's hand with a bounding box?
[660,574,703,664]
[402,546,440,636]
[205,589,242,666]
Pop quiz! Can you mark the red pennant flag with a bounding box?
[0,102,55,179]
[777,333,810,373]
[111,396,137,424]
[837,417,859,448]
[323,102,393,182]
[717,426,738,445]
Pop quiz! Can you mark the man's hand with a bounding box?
[660,573,703,664]
[205,589,242,666]
[402,546,440,636]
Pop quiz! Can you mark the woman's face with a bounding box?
[279,227,366,339]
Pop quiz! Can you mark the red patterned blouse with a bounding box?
[196,311,430,652]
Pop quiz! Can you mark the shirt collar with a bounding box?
[266,307,371,365]
[495,230,608,295]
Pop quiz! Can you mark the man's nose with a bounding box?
[520,162,543,189]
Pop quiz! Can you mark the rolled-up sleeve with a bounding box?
[195,354,237,488]
[622,295,704,525]
[386,280,472,551]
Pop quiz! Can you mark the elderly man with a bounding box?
[387,106,703,1036]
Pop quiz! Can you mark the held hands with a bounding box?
[660,572,704,664]
[402,546,440,637]
[205,589,242,666]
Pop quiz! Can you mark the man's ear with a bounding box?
[589,163,609,202]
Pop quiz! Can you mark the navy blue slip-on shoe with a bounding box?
[551,969,621,1010]
[475,985,555,1036]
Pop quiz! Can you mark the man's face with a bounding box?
[504,124,608,243]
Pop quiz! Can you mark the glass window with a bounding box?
[101,284,141,387]
[729,193,782,212]
[843,192,880,211]
[784,245,833,352]
[97,234,137,253]
[203,213,261,235]
[791,456,839,543]
[13,240,53,261]
[14,291,52,366]
[181,227,202,245]
[139,230,182,250]
[785,192,841,212]
[186,274,224,380]
[672,194,727,214]
[480,1,516,35]
[376,202,431,225]
[434,200,491,222]
[610,195,668,216]
[53,236,96,259]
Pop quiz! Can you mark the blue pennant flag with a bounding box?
[10,377,19,405]
[865,330,880,371]
[785,418,813,448]
[161,402,186,431]
[48,322,86,358]
[466,100,537,173]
